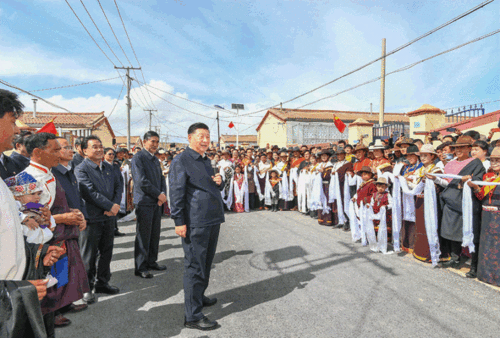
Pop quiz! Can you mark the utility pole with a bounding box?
[144,109,157,130]
[231,104,245,148]
[379,39,386,127]
[115,66,141,150]
[216,111,220,148]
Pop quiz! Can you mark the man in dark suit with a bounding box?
[9,131,31,172]
[0,152,19,179]
[75,135,123,303]
[131,131,167,279]
[69,136,85,169]
[169,123,225,331]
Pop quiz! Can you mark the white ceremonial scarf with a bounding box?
[424,178,441,266]
[367,205,388,253]
[0,180,26,280]
[377,169,403,252]
[23,162,56,209]
[328,172,347,224]
[297,170,309,213]
[397,177,424,222]
[250,166,264,201]
[288,168,299,201]
[309,172,323,211]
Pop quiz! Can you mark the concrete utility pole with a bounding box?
[379,38,386,127]
[115,66,141,150]
[231,104,245,148]
[32,99,38,118]
[144,109,157,131]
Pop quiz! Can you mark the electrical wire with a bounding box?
[443,99,500,111]
[238,0,495,117]
[295,28,500,109]
[0,79,72,113]
[107,81,126,118]
[24,76,121,93]
[113,0,157,110]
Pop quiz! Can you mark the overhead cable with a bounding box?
[238,0,495,117]
[295,29,500,109]
[25,76,121,93]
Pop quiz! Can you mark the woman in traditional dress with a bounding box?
[317,149,334,226]
[331,147,353,229]
[412,144,443,262]
[258,153,271,210]
[276,151,291,211]
[399,144,423,253]
[308,154,321,219]
[369,140,392,173]
[232,165,247,213]
[428,135,485,268]
[467,148,500,281]
[471,140,490,171]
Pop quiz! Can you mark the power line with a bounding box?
[0,79,72,113]
[238,0,494,117]
[113,0,157,110]
[107,80,126,118]
[443,99,500,111]
[295,28,500,109]
[24,76,121,93]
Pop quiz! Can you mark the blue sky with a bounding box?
[1,0,498,142]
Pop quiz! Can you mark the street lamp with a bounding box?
[231,104,244,147]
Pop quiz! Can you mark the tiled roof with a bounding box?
[256,108,409,131]
[220,134,257,143]
[115,136,142,144]
[20,112,105,127]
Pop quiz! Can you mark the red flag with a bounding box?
[37,120,58,135]
[228,121,235,129]
[333,115,346,133]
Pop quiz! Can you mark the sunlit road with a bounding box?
[59,210,500,338]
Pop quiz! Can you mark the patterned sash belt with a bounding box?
[483,206,499,212]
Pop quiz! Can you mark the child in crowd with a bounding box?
[352,166,377,207]
[370,177,393,234]
[4,171,56,244]
[268,168,281,212]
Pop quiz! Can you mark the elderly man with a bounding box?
[169,122,225,331]
[10,130,32,172]
[131,131,167,279]
[76,135,123,303]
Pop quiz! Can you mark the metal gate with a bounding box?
[372,122,408,140]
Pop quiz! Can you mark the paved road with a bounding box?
[59,210,500,338]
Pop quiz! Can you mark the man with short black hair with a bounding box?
[10,130,31,172]
[75,135,123,303]
[170,122,224,331]
[131,131,167,279]
[70,136,85,168]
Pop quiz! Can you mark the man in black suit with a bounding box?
[75,135,123,303]
[0,152,19,179]
[131,131,167,279]
[169,123,225,331]
[9,131,32,172]
[69,136,85,168]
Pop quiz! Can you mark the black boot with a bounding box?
[466,251,479,278]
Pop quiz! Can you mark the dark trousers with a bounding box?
[134,204,162,273]
[79,218,115,288]
[43,312,55,338]
[182,224,220,322]
[249,192,256,210]
[441,238,462,261]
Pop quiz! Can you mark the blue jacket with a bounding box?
[52,164,87,218]
[131,149,167,206]
[169,147,225,227]
[75,158,123,222]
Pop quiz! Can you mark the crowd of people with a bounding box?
[198,128,500,289]
[2,85,500,336]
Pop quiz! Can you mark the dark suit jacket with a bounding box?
[69,153,84,169]
[131,149,166,206]
[75,158,123,222]
[52,164,87,218]
[169,147,225,227]
[9,152,30,173]
[0,154,20,180]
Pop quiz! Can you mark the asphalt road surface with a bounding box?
[59,210,500,338]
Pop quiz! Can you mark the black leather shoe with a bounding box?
[148,264,167,271]
[202,296,217,307]
[135,271,154,279]
[184,316,218,331]
[82,292,96,304]
[95,284,120,295]
[66,303,88,313]
[441,259,460,269]
[466,268,477,278]
[114,230,126,237]
[54,314,71,327]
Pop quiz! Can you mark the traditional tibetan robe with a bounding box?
[41,179,90,315]
[371,158,391,173]
[232,172,246,213]
[440,158,485,243]
[355,179,377,207]
[290,157,305,209]
[276,161,291,210]
[269,177,281,206]
[412,164,444,262]
[371,190,393,234]
[257,161,271,208]
[23,162,56,209]
[400,161,424,253]
[475,172,500,286]
[318,163,334,226]
[325,160,352,226]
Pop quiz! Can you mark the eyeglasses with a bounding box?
[62,146,73,150]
